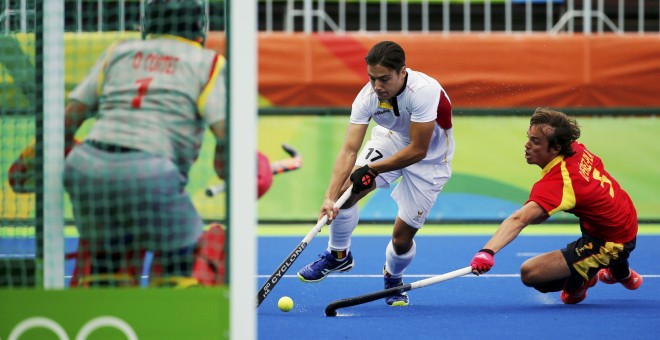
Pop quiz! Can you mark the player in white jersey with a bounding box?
[62,0,225,287]
[297,41,454,306]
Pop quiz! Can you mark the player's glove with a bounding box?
[8,139,80,193]
[471,249,495,275]
[349,165,378,194]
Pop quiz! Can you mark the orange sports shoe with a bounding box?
[561,275,598,304]
[598,268,643,290]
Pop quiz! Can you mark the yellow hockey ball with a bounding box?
[278,296,294,312]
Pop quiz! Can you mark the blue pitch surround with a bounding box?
[258,235,659,340]
[3,234,657,338]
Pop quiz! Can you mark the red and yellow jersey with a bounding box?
[528,141,637,243]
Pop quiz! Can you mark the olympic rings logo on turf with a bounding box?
[4,316,138,340]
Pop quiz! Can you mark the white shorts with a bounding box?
[356,126,452,228]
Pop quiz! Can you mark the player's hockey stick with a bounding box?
[270,143,302,175]
[256,185,354,307]
[206,143,302,197]
[324,266,472,316]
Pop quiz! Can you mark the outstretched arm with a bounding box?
[471,201,548,275]
[485,201,546,253]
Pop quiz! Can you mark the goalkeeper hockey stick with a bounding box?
[324,266,472,316]
[256,185,353,307]
[206,143,302,197]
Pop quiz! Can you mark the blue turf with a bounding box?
[257,235,660,340]
[4,233,657,338]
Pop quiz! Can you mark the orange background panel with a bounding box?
[204,33,660,108]
[589,36,660,107]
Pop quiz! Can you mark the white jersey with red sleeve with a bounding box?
[68,35,226,174]
[349,68,454,163]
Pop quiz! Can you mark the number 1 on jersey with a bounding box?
[132,77,153,108]
[593,168,614,198]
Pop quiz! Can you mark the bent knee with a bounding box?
[391,240,409,255]
[520,261,566,293]
[520,261,540,287]
[391,238,414,255]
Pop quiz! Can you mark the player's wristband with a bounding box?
[478,248,495,256]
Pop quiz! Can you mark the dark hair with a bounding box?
[365,41,406,72]
[530,107,581,156]
[143,0,206,42]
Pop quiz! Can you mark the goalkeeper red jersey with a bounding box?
[528,141,637,243]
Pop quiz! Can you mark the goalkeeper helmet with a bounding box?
[143,0,207,45]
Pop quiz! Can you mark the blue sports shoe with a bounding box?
[297,251,354,283]
[384,269,409,306]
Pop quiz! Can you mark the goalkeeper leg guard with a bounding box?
[69,238,143,287]
[191,223,226,286]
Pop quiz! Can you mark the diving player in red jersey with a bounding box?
[470,107,642,304]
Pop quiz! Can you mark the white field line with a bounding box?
[256,274,660,279]
[54,273,660,279]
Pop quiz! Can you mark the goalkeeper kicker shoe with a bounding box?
[598,268,643,290]
[297,251,354,283]
[384,269,409,307]
[560,275,598,304]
